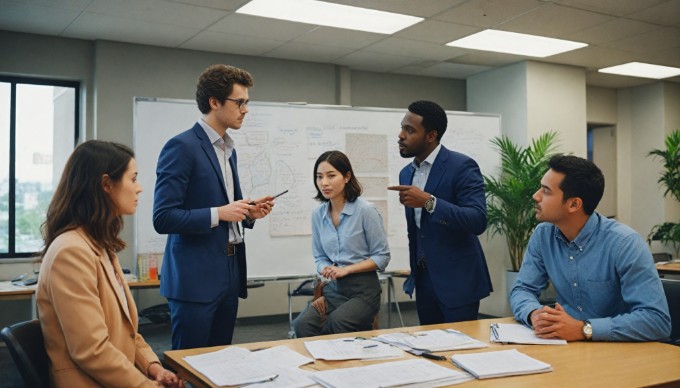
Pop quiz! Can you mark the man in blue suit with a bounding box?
[153,64,274,349]
[388,100,492,324]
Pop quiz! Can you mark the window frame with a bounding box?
[0,75,80,259]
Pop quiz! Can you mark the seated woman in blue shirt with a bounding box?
[293,150,390,337]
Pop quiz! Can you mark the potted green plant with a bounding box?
[484,132,559,271]
[647,130,680,257]
[483,132,558,300]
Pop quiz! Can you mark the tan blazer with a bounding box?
[36,228,160,387]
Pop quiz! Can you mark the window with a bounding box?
[0,76,79,258]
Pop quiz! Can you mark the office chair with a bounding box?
[288,279,316,331]
[661,278,680,345]
[1,319,50,388]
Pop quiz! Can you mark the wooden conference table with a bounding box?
[164,316,680,388]
[657,261,680,276]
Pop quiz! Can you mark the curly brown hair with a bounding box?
[196,64,254,114]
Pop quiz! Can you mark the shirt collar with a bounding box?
[199,119,234,151]
[553,212,600,249]
[411,143,441,170]
[320,199,357,221]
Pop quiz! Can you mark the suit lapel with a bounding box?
[424,146,449,195]
[193,124,229,199]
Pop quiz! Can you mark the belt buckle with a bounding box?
[227,243,237,256]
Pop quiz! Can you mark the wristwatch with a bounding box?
[423,195,436,213]
[582,320,593,341]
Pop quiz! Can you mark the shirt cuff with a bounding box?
[210,207,218,228]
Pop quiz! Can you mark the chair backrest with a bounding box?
[1,320,50,388]
[661,278,680,342]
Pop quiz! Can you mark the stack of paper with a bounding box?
[490,323,567,345]
[375,329,487,352]
[183,345,314,387]
[450,349,552,379]
[312,359,473,388]
[304,338,404,360]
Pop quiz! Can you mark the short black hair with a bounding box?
[407,100,447,141]
[548,154,604,215]
[313,150,362,203]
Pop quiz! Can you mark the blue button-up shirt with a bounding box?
[312,197,391,274]
[510,212,671,341]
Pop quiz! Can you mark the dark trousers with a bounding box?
[293,271,381,337]
[168,254,240,350]
[415,265,480,325]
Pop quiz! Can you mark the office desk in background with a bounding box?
[657,261,680,276]
[164,316,680,388]
[0,279,161,319]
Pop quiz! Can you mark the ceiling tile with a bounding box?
[325,0,464,18]
[395,20,480,44]
[586,70,664,88]
[87,0,228,28]
[335,51,420,73]
[546,45,640,70]
[434,0,544,28]
[264,41,353,63]
[405,62,491,78]
[603,26,680,53]
[627,0,680,27]
[0,1,81,35]
[448,51,522,67]
[62,12,202,46]
[565,18,661,45]
[553,0,668,16]
[179,30,286,55]
[498,3,613,37]
[362,37,465,61]
[291,26,385,50]
[166,0,246,11]
[209,14,315,41]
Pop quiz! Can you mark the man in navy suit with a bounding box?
[388,100,492,324]
[153,64,274,349]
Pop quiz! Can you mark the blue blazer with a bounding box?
[153,123,252,303]
[400,146,492,308]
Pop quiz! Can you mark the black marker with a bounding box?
[249,189,289,205]
[420,352,446,361]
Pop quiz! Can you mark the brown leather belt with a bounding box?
[227,243,237,256]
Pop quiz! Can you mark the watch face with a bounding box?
[425,198,434,212]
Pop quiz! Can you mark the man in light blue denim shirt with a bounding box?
[510,155,671,341]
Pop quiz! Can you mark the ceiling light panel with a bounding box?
[598,62,680,79]
[446,29,588,58]
[236,0,423,34]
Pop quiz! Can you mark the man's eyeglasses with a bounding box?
[226,98,250,110]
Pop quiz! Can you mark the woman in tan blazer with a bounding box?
[36,140,182,387]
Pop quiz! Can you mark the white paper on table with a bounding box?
[375,329,487,352]
[304,338,404,360]
[311,359,471,388]
[490,323,567,345]
[450,349,552,379]
[183,345,313,387]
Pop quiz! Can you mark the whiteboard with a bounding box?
[133,98,501,278]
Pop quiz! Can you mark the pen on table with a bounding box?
[490,323,499,340]
[363,344,378,348]
[420,352,446,361]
